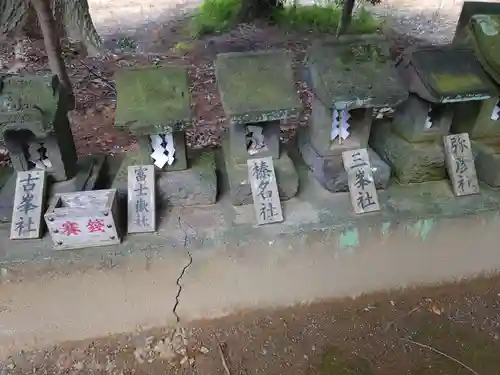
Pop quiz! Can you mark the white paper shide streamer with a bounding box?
[491,100,500,121]
[424,106,433,129]
[150,133,176,169]
[331,109,351,142]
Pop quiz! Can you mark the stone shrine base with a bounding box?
[222,141,299,206]
[4,151,500,356]
[472,141,500,188]
[298,129,390,193]
[369,120,446,184]
[111,150,217,206]
[0,155,105,223]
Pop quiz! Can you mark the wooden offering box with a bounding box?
[44,189,120,250]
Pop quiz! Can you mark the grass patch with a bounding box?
[189,0,242,37]
[189,0,382,37]
[273,5,381,34]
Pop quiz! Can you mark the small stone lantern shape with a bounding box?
[371,45,497,184]
[114,66,190,172]
[299,35,408,192]
[0,74,78,182]
[215,50,302,206]
[113,66,218,207]
[451,13,500,187]
[0,74,103,222]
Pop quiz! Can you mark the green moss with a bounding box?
[189,0,381,38]
[215,51,300,117]
[339,42,389,65]
[274,6,381,34]
[318,346,373,375]
[189,0,241,37]
[114,66,191,133]
[431,73,485,94]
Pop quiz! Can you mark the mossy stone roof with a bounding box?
[409,46,497,102]
[114,66,191,134]
[306,35,408,110]
[0,74,59,136]
[215,50,302,124]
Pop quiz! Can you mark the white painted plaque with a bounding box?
[127,165,155,233]
[443,133,479,196]
[247,156,283,225]
[342,148,380,214]
[10,170,46,239]
[44,189,120,250]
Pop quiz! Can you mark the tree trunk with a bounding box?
[238,0,282,22]
[29,0,74,109]
[336,0,355,37]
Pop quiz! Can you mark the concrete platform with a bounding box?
[2,150,500,358]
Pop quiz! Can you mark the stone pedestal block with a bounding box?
[229,121,281,165]
[452,97,500,138]
[369,120,446,184]
[309,96,372,157]
[392,94,453,143]
[471,140,500,187]
[111,150,217,206]
[0,155,105,224]
[298,129,390,193]
[223,141,298,206]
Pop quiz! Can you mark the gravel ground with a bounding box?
[3,275,500,374]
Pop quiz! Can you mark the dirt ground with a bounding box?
[2,275,500,374]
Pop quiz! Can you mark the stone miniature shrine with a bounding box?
[370,45,497,184]
[112,66,217,206]
[299,35,407,193]
[0,74,105,222]
[452,14,500,187]
[215,50,302,206]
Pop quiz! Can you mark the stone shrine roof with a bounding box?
[467,14,500,85]
[0,74,59,136]
[398,45,498,103]
[305,34,407,110]
[114,66,191,134]
[215,50,302,125]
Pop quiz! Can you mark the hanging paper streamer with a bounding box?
[330,109,350,141]
[491,100,500,121]
[424,106,433,129]
[150,133,176,168]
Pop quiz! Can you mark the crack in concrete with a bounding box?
[172,215,194,323]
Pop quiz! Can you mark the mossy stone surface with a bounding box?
[472,140,500,187]
[223,140,298,206]
[111,150,217,206]
[471,15,500,73]
[306,35,407,110]
[298,129,390,193]
[0,74,60,138]
[114,66,191,134]
[369,120,446,184]
[215,50,302,124]
[452,97,500,139]
[408,46,497,102]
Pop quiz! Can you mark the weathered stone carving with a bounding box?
[215,50,301,206]
[451,11,500,187]
[0,74,104,223]
[301,35,406,192]
[112,66,217,206]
